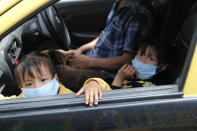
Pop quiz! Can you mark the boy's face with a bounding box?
[19,65,53,89]
[135,46,158,66]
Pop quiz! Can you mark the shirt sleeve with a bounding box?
[59,83,74,94]
[123,14,147,53]
[83,78,112,91]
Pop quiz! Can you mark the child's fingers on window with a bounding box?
[94,91,99,105]
[89,90,94,106]
[85,90,90,105]
[98,89,102,99]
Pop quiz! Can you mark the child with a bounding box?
[111,39,169,89]
[77,39,169,106]
[0,51,110,101]
[0,51,73,99]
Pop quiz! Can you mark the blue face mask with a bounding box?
[22,77,60,98]
[132,58,157,80]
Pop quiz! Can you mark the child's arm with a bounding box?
[112,64,136,87]
[76,78,111,107]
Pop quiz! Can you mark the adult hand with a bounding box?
[71,49,82,56]
[56,49,73,55]
[55,49,73,64]
[76,81,102,106]
[117,64,136,81]
[68,54,91,69]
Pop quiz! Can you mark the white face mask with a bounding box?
[21,77,60,98]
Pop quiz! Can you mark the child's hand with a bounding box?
[112,64,136,87]
[117,64,136,80]
[76,80,102,107]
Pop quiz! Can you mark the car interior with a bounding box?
[0,0,196,98]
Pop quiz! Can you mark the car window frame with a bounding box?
[178,32,197,92]
[0,84,182,116]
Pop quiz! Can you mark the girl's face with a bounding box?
[19,65,53,89]
[135,45,158,66]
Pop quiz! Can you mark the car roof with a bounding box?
[0,0,58,40]
[0,0,21,16]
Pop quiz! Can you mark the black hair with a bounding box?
[15,51,56,87]
[136,39,169,65]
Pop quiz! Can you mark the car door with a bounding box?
[0,85,184,131]
[55,0,115,47]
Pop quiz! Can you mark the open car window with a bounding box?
[1,0,197,130]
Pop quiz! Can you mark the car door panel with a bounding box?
[0,85,191,131]
[3,97,197,131]
[55,0,115,46]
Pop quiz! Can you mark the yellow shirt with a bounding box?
[83,78,111,91]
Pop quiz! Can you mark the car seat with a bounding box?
[150,0,196,85]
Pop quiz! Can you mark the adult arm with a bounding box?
[68,52,133,71]
[54,37,99,64]
[89,52,133,71]
[73,37,99,55]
